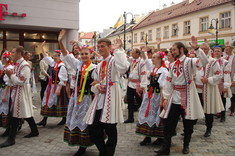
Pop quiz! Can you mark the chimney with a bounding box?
[163,4,167,9]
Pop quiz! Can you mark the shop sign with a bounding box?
[0,4,27,21]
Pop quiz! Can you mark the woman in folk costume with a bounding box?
[214,47,231,122]
[0,51,14,136]
[58,30,96,156]
[37,41,69,126]
[136,52,168,146]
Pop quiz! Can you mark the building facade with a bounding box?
[133,0,235,49]
[0,0,80,54]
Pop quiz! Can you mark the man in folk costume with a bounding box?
[195,43,224,138]
[157,36,208,155]
[84,38,130,156]
[224,45,235,116]
[124,48,148,123]
[214,47,231,122]
[0,46,39,148]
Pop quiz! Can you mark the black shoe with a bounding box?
[0,139,15,148]
[36,120,47,127]
[73,147,86,156]
[57,118,66,126]
[140,137,151,146]
[182,146,189,154]
[24,132,39,138]
[152,138,163,145]
[154,147,170,155]
[204,130,211,137]
[220,118,225,122]
[124,118,134,123]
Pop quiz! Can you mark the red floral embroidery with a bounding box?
[166,76,172,82]
[140,71,146,75]
[19,75,26,81]
[214,70,221,75]
[109,82,114,86]
[224,71,230,74]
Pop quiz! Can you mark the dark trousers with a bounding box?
[164,104,197,148]
[230,94,235,113]
[221,93,227,119]
[40,79,48,100]
[8,117,38,141]
[89,110,117,156]
[126,86,142,119]
[198,93,214,129]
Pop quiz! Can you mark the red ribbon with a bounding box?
[101,60,107,81]
[53,61,62,93]
[175,59,181,77]
[45,78,52,108]
[145,87,153,117]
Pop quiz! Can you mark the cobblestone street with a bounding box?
[0,89,235,156]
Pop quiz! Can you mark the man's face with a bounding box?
[24,53,31,61]
[214,48,222,58]
[73,45,80,55]
[97,42,111,57]
[225,46,232,55]
[171,45,181,59]
[147,52,152,59]
[11,48,21,62]
[131,49,139,59]
[200,44,210,55]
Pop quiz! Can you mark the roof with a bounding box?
[106,23,133,38]
[80,32,94,39]
[133,0,233,30]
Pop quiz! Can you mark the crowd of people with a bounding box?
[0,29,234,156]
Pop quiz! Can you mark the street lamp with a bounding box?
[208,18,219,46]
[93,31,97,51]
[123,11,135,50]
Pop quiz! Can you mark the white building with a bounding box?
[133,0,235,49]
[0,0,80,53]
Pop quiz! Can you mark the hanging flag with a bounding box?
[113,15,124,28]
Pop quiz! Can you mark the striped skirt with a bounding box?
[136,121,164,138]
[64,126,93,147]
[41,86,68,117]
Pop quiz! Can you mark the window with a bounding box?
[148,30,152,41]
[156,28,161,38]
[200,17,208,32]
[220,11,231,28]
[6,31,19,40]
[140,32,145,42]
[0,30,3,40]
[184,21,191,35]
[134,33,137,43]
[172,24,178,36]
[164,26,169,38]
